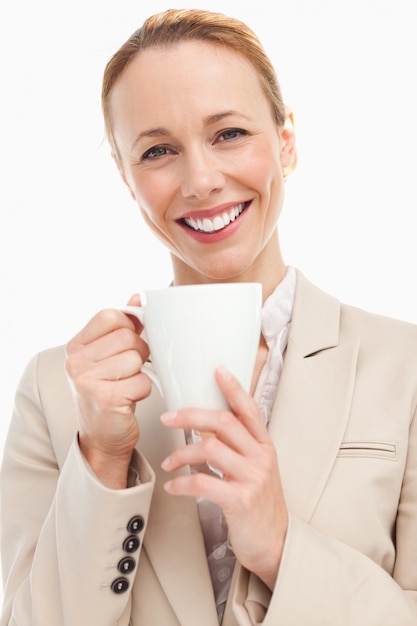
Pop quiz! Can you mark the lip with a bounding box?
[177,201,251,243]
[177,201,248,222]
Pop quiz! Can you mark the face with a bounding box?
[110,40,295,285]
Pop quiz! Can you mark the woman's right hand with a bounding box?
[65,294,151,488]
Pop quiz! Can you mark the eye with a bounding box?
[217,128,248,142]
[142,145,176,160]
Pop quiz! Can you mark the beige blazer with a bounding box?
[1,270,417,625]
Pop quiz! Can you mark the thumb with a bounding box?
[124,293,144,333]
[127,293,142,307]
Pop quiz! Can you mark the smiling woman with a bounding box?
[1,6,417,626]
[108,37,294,287]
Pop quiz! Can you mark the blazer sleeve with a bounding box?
[0,353,155,626]
[230,407,417,625]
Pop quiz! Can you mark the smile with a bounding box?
[182,202,247,233]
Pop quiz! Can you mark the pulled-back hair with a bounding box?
[102,9,286,159]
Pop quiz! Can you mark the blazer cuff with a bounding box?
[128,448,154,486]
[76,434,155,490]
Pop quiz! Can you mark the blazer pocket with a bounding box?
[338,440,397,460]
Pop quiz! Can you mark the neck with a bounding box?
[171,230,287,303]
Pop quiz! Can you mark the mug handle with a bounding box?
[120,306,163,395]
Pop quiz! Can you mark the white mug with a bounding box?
[121,282,262,411]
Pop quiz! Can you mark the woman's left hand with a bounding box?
[160,366,288,590]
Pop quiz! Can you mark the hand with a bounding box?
[160,367,288,589]
[65,294,151,487]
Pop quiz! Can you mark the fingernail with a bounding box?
[161,456,172,470]
[161,411,177,423]
[217,365,232,381]
[164,480,173,492]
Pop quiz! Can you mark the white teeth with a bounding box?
[212,216,224,231]
[222,212,231,226]
[183,203,245,233]
[202,218,214,232]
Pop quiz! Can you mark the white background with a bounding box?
[0,0,416,478]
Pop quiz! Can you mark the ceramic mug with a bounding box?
[121,282,262,411]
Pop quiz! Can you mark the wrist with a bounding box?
[78,434,134,489]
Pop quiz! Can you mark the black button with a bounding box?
[118,556,136,574]
[111,577,129,594]
[127,515,145,534]
[123,535,140,553]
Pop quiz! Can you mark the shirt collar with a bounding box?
[261,266,296,349]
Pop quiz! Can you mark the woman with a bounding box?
[1,8,416,625]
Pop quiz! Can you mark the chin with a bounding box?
[195,259,255,283]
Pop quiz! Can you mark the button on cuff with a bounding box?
[118,556,136,574]
[111,577,129,594]
[127,515,145,534]
[123,535,140,553]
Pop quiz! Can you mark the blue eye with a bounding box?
[218,128,247,141]
[142,145,172,160]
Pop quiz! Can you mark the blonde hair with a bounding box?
[102,9,286,161]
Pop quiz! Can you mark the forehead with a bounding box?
[110,40,268,129]
[120,38,259,87]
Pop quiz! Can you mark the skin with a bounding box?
[65,40,296,590]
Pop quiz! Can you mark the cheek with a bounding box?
[131,175,171,225]
[242,141,282,189]
[132,174,181,250]
[251,149,285,226]
[250,153,284,207]
[137,200,178,252]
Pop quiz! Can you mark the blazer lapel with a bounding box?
[138,391,219,625]
[268,271,360,522]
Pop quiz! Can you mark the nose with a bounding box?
[180,148,226,200]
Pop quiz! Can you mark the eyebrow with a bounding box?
[131,110,251,150]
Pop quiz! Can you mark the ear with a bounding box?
[112,151,137,201]
[279,109,297,180]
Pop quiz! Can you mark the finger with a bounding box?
[163,471,235,502]
[161,407,259,460]
[161,407,247,448]
[161,437,241,478]
[66,332,149,381]
[70,308,141,347]
[124,294,145,334]
[84,327,149,364]
[127,293,142,307]
[162,420,275,485]
[215,366,269,442]
[67,346,149,401]
[100,349,145,381]
[106,372,153,404]
[78,372,152,414]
